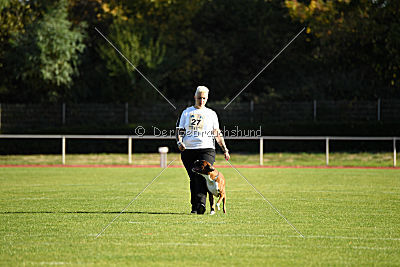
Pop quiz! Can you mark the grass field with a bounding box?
[0,152,397,167]
[1,164,399,265]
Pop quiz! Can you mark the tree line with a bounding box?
[0,0,398,105]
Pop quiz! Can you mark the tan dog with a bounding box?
[192,160,226,214]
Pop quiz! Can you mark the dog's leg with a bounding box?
[222,195,226,214]
[209,192,215,215]
[216,195,223,210]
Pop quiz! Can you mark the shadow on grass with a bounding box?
[1,211,189,215]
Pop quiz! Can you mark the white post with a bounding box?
[62,136,66,165]
[62,103,66,125]
[394,138,397,168]
[377,98,381,121]
[259,137,263,166]
[125,103,129,124]
[158,147,169,168]
[325,138,329,166]
[313,100,317,122]
[128,137,132,164]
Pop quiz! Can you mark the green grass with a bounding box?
[0,152,397,167]
[1,165,399,265]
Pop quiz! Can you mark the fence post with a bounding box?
[377,98,381,121]
[313,100,317,122]
[259,137,263,166]
[62,103,66,125]
[128,136,132,164]
[325,138,329,166]
[394,138,397,168]
[250,100,254,123]
[62,136,66,165]
[125,103,129,124]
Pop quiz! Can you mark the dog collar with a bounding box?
[215,170,219,179]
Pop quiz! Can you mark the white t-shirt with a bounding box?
[177,106,220,149]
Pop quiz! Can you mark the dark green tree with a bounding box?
[4,0,86,102]
[0,0,36,99]
[97,18,166,103]
[285,0,400,99]
[94,0,204,104]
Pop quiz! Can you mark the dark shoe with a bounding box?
[191,210,197,214]
[197,203,206,214]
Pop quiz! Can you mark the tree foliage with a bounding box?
[97,18,166,102]
[285,0,400,98]
[0,0,398,103]
[3,0,86,102]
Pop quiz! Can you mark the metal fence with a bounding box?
[0,134,398,167]
[0,99,399,130]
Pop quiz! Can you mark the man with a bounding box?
[176,86,230,214]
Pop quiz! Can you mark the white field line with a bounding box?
[296,190,399,194]
[38,262,70,265]
[27,240,399,252]
[316,235,400,242]
[228,189,400,195]
[88,232,400,243]
[199,233,400,242]
[102,241,398,251]
[17,197,50,200]
[112,242,292,249]
[128,221,227,225]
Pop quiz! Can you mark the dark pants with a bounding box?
[181,148,216,211]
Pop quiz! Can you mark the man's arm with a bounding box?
[213,128,230,160]
[176,127,186,151]
[176,113,186,151]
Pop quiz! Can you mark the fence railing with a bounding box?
[1,99,399,130]
[0,135,398,167]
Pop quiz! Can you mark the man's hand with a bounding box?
[213,128,230,160]
[224,151,230,161]
[177,141,186,152]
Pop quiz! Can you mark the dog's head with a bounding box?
[192,160,215,175]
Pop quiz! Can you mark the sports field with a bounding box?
[1,165,399,265]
